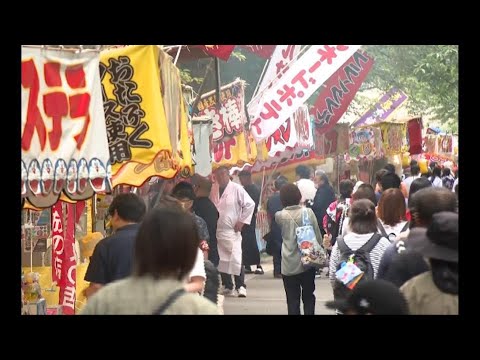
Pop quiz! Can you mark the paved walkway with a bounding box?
[223,255,335,315]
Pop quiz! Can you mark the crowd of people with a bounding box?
[80,159,459,315]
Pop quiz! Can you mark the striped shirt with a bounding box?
[329,232,391,287]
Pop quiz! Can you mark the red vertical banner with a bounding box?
[311,51,374,135]
[59,203,76,315]
[51,202,64,285]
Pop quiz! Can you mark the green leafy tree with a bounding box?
[361,45,458,127]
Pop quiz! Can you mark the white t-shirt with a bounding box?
[188,248,206,281]
[430,176,443,188]
[452,178,459,192]
[404,175,421,194]
[295,178,317,204]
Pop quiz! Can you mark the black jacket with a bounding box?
[311,185,336,228]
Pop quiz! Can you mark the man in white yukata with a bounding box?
[211,166,255,298]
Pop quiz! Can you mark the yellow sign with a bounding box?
[100,45,174,186]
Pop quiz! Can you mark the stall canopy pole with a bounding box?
[214,57,221,110]
[337,154,341,194]
[251,59,269,101]
[173,46,182,66]
[191,59,215,117]
[28,209,33,273]
[258,166,266,210]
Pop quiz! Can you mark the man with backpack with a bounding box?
[328,199,391,314]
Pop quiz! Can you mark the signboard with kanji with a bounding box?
[21,47,111,208]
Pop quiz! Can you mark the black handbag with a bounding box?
[263,232,274,256]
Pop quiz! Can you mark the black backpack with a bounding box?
[333,233,383,302]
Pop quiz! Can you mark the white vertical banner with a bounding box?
[250,45,361,142]
[192,120,213,177]
[248,45,301,118]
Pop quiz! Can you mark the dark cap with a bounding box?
[408,211,458,262]
[326,280,409,315]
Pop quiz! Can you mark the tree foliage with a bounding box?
[361,45,458,125]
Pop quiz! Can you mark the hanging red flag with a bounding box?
[240,45,276,59]
[165,45,235,62]
[202,45,235,60]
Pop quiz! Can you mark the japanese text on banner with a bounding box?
[351,87,408,127]
[59,203,76,315]
[248,45,301,117]
[195,80,257,167]
[21,47,110,207]
[311,50,374,135]
[260,46,302,156]
[250,45,361,142]
[51,202,64,285]
[100,45,176,186]
[196,82,246,143]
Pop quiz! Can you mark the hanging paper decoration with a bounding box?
[407,117,423,155]
[380,123,408,156]
[437,135,453,154]
[349,127,377,159]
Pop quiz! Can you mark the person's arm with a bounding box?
[83,283,103,299]
[196,216,210,259]
[341,216,349,237]
[185,276,206,294]
[376,243,397,279]
[308,209,323,248]
[83,242,108,299]
[235,187,255,232]
[185,249,206,294]
[329,242,340,287]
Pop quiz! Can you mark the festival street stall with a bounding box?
[21,45,194,314]
[21,45,111,314]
